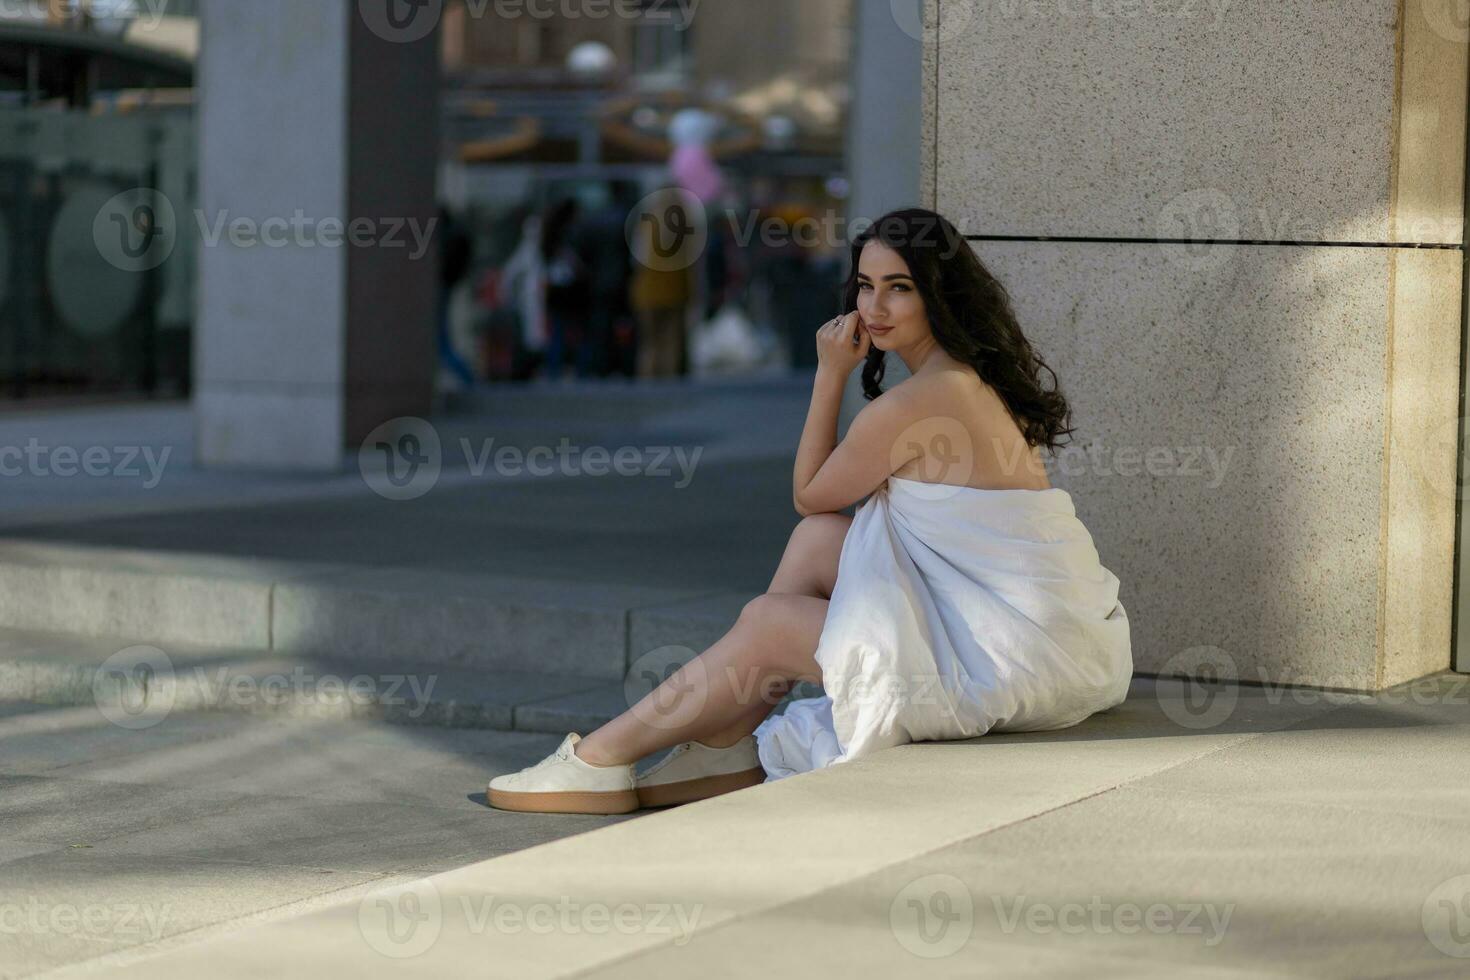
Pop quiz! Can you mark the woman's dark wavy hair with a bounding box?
[844,207,1075,454]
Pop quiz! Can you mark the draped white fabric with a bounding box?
[754,475,1133,780]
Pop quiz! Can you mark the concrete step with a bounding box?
[0,541,763,682]
[0,625,823,735]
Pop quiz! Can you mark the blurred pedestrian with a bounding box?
[572,181,637,378]
[499,211,549,377]
[541,198,586,381]
[435,204,476,388]
[629,212,693,379]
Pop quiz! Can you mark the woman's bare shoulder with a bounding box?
[889,366,992,409]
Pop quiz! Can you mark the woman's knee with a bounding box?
[736,594,823,670]
[738,593,779,631]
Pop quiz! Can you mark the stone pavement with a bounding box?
[0,702,652,978]
[2,379,1468,977]
[16,672,1468,979]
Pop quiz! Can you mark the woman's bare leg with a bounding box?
[697,513,852,747]
[574,593,827,765]
[575,514,852,766]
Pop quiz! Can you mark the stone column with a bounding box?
[840,0,927,432]
[924,0,1467,689]
[194,0,439,470]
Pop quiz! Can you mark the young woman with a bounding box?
[487,208,1133,814]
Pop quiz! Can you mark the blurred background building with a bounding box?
[0,0,197,405]
[0,0,911,416]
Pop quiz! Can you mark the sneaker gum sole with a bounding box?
[636,766,766,808]
[487,787,641,815]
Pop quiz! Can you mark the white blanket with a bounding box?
[754,475,1133,780]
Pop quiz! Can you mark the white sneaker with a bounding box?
[635,735,766,808]
[487,733,640,814]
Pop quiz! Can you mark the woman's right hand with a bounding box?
[814,311,871,378]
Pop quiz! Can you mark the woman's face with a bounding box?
[855,241,928,350]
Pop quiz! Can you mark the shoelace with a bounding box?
[520,738,576,772]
